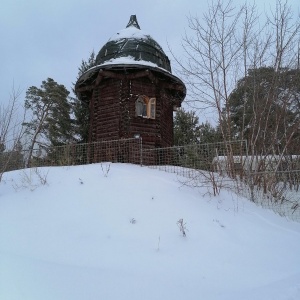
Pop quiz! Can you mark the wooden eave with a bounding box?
[75,64,186,101]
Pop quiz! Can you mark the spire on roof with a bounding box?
[126,15,140,29]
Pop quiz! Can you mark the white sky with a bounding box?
[1,0,299,112]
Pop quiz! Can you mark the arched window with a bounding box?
[135,96,147,117]
[135,95,156,119]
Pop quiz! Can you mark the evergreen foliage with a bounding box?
[174,108,220,145]
[173,109,201,145]
[23,78,73,151]
[198,122,221,145]
[227,67,300,154]
[72,51,96,143]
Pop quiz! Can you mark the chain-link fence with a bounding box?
[1,138,299,221]
[0,138,142,171]
[143,140,247,174]
[144,144,300,221]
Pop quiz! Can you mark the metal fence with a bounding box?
[144,143,300,221]
[145,145,300,221]
[0,138,142,171]
[1,138,299,221]
[143,140,248,174]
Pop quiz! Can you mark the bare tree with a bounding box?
[172,0,259,177]
[0,86,26,180]
[175,0,300,177]
[166,0,300,212]
[175,0,299,133]
[230,1,300,163]
[175,0,256,140]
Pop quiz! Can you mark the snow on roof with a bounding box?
[96,56,171,74]
[93,15,171,73]
[108,26,151,42]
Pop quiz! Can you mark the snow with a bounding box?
[98,55,170,72]
[85,55,172,76]
[109,26,152,42]
[78,24,173,75]
[1,163,300,300]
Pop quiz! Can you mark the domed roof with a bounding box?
[95,15,172,72]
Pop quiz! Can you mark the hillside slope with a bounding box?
[1,163,300,300]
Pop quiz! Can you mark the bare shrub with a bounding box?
[0,86,26,181]
[177,218,187,237]
[12,167,49,191]
[100,162,111,177]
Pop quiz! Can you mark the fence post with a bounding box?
[140,137,143,166]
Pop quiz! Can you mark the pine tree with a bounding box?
[173,109,201,145]
[72,51,96,143]
[226,67,300,154]
[198,122,221,144]
[23,78,72,165]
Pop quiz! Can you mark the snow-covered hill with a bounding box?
[1,163,300,300]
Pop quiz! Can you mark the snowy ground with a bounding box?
[1,163,300,300]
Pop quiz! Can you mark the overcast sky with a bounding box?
[1,0,299,113]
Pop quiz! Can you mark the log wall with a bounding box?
[89,74,175,149]
[90,78,121,141]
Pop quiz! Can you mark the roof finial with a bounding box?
[126,15,140,29]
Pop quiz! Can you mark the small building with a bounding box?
[75,15,186,163]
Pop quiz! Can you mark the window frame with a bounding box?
[135,95,156,119]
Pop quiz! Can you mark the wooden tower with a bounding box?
[75,15,186,159]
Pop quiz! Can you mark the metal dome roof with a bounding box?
[95,15,172,72]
